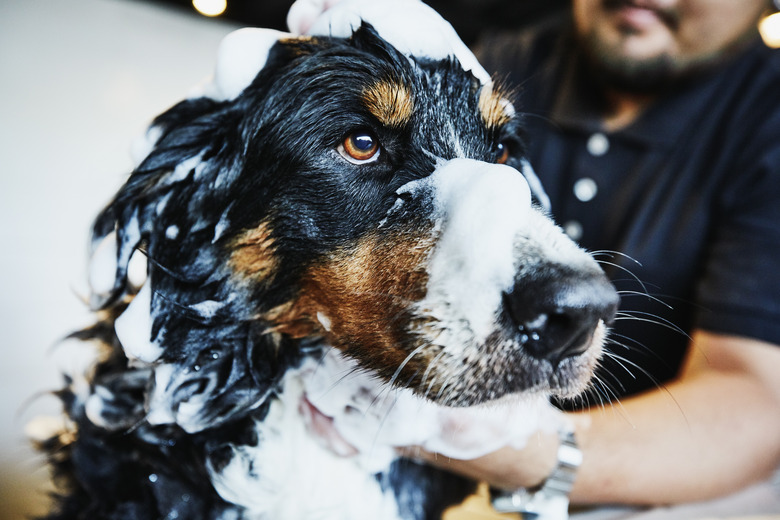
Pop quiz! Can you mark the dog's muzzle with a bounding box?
[383,158,619,402]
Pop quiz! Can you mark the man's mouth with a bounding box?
[604,0,680,31]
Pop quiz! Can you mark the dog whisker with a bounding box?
[590,249,642,266]
[615,290,674,309]
[387,345,428,389]
[614,310,690,339]
[601,350,660,387]
[418,348,450,401]
[604,332,657,359]
[420,348,449,391]
[594,259,650,295]
[575,373,616,411]
[141,248,212,286]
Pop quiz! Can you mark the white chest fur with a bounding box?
[206,349,561,519]
[207,361,404,520]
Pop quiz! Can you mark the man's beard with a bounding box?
[577,25,756,95]
[579,30,689,94]
[581,0,683,93]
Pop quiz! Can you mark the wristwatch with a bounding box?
[490,429,582,520]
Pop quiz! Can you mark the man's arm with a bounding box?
[570,330,780,504]
[413,330,780,505]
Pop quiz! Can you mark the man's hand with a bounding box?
[404,330,780,506]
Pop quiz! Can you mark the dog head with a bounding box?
[87,14,617,434]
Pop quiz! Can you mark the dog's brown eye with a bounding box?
[339,132,380,164]
[496,142,510,164]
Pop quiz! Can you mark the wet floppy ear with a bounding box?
[86,96,226,310]
[86,29,304,310]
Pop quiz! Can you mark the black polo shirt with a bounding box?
[476,18,780,399]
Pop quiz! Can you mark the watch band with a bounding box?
[491,429,582,519]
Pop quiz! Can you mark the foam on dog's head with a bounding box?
[189,28,293,102]
[287,0,491,84]
[182,0,491,106]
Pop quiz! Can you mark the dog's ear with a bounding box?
[87,29,314,310]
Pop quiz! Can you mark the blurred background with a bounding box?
[2,1,779,519]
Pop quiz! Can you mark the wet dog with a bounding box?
[36,2,618,519]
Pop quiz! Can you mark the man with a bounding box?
[416,0,780,510]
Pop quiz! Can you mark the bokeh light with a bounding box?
[759,11,780,48]
[192,0,227,17]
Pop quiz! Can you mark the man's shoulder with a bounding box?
[734,38,780,83]
[713,41,780,130]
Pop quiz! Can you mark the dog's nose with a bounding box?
[502,269,619,365]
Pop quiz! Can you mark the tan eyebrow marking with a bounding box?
[362,79,415,128]
[478,82,515,130]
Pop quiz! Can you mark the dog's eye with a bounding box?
[339,131,380,164]
[496,142,510,165]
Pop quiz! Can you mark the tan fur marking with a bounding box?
[228,221,279,284]
[263,228,435,366]
[478,82,513,130]
[362,80,415,128]
[279,36,313,44]
[277,36,319,58]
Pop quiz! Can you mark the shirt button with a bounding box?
[587,132,609,156]
[563,220,583,241]
[573,177,598,202]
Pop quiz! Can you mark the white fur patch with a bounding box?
[51,337,107,406]
[208,347,563,519]
[402,159,533,346]
[84,385,115,428]
[208,363,404,520]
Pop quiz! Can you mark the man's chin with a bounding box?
[582,31,680,94]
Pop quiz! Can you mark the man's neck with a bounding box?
[602,90,655,132]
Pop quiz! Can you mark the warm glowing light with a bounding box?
[192,0,227,17]
[759,11,780,48]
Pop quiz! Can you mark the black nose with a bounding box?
[502,269,619,366]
